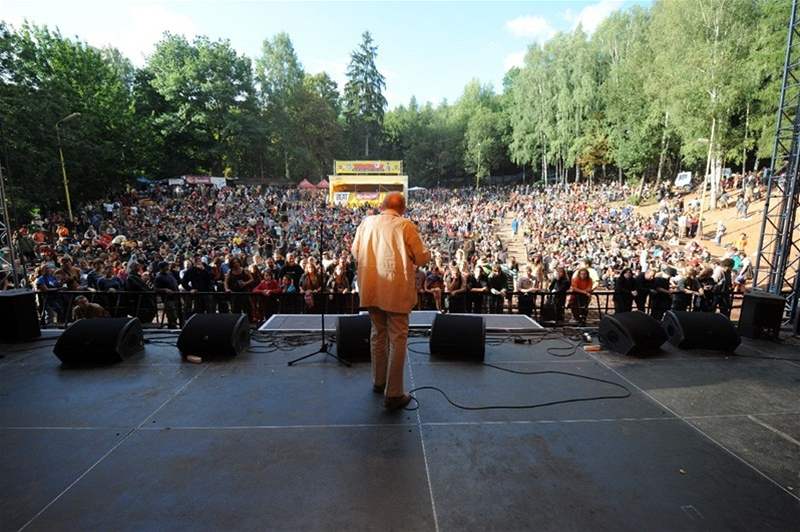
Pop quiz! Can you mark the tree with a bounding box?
[0,22,136,215]
[464,105,504,186]
[507,45,555,182]
[594,6,664,184]
[292,73,343,178]
[0,0,792,213]
[343,31,387,157]
[650,0,756,208]
[146,33,260,177]
[744,0,789,166]
[256,33,304,179]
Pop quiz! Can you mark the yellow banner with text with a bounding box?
[334,160,403,175]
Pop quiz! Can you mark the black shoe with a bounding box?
[384,394,412,411]
[373,384,385,394]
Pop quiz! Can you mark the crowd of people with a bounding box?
[507,175,759,323]
[3,174,761,327]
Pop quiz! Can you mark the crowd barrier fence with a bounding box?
[32,289,766,330]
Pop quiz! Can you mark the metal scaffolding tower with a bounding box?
[0,154,20,286]
[754,0,800,333]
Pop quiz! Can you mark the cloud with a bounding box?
[0,1,199,66]
[503,50,526,71]
[0,0,25,29]
[84,4,198,65]
[564,0,623,34]
[504,15,556,42]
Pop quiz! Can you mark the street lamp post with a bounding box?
[55,112,81,222]
[0,154,20,286]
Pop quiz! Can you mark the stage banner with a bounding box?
[333,191,389,207]
[334,160,403,175]
[183,175,212,184]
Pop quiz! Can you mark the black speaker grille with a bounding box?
[54,318,143,365]
[599,312,666,356]
[663,311,740,351]
[177,314,250,358]
[429,314,486,361]
[336,315,371,363]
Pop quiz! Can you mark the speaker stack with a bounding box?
[662,311,741,351]
[600,310,743,356]
[336,314,372,363]
[738,291,785,339]
[54,318,144,366]
[334,314,488,362]
[429,314,486,361]
[0,289,41,343]
[598,312,667,356]
[177,314,250,359]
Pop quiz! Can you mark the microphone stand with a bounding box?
[288,197,350,366]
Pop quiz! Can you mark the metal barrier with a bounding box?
[34,289,762,329]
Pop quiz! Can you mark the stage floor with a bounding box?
[1,330,799,531]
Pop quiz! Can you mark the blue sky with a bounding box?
[2,0,649,108]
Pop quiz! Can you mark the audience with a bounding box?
[6,177,759,326]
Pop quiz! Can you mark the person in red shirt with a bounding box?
[569,268,594,325]
[56,225,70,239]
[252,270,280,322]
[252,270,280,295]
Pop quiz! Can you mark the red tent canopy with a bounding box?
[316,179,329,189]
[297,178,316,190]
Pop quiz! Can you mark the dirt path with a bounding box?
[635,194,767,255]
[498,212,528,265]
[497,192,768,267]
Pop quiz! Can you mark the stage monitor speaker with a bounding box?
[336,314,371,363]
[662,311,740,351]
[177,313,250,358]
[54,317,143,366]
[599,311,666,356]
[738,291,785,339]
[429,314,486,361]
[0,288,41,343]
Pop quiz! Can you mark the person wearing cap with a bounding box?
[352,192,430,411]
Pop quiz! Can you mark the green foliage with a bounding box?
[649,0,756,165]
[0,22,136,217]
[504,0,784,184]
[343,31,387,157]
[594,6,663,177]
[145,33,259,177]
[0,0,791,213]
